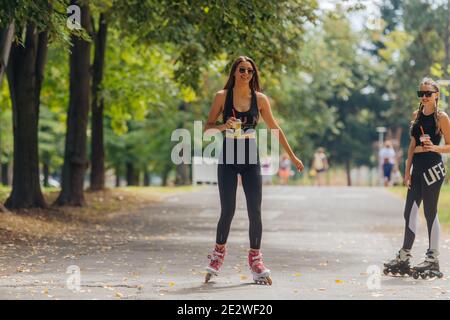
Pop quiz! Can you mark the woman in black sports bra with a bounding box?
[203,56,304,285]
[384,77,450,279]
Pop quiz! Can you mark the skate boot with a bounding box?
[248,249,272,285]
[383,248,412,276]
[205,244,226,283]
[412,249,443,280]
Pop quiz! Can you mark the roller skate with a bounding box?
[205,244,226,283]
[248,249,272,285]
[383,248,412,276]
[411,250,443,280]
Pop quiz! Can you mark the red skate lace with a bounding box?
[249,253,266,273]
[207,250,225,270]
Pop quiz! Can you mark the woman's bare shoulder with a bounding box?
[438,110,449,120]
[255,91,270,104]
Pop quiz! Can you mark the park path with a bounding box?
[1,186,450,299]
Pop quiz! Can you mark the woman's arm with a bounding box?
[404,138,416,188]
[204,90,235,133]
[404,111,417,188]
[424,112,450,153]
[258,93,304,171]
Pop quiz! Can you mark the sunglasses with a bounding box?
[238,67,254,75]
[417,91,437,98]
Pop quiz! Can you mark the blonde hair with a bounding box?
[412,77,441,134]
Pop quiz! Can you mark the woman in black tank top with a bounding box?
[203,56,304,285]
[384,77,450,279]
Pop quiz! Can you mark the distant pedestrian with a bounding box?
[379,140,396,187]
[311,147,329,186]
[278,154,291,185]
[261,155,273,185]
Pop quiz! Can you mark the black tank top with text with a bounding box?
[411,111,442,147]
[222,89,259,133]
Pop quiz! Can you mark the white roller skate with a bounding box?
[248,249,272,285]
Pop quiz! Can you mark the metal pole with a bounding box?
[376,126,387,186]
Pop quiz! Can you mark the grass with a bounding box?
[389,185,450,226]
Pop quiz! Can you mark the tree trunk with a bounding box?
[43,158,50,188]
[55,3,91,206]
[161,164,172,187]
[126,162,139,186]
[0,23,14,85]
[345,158,352,187]
[143,168,150,186]
[1,162,9,186]
[90,13,108,191]
[0,203,8,213]
[175,163,190,185]
[115,166,121,187]
[5,25,47,209]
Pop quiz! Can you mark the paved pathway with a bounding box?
[1,186,449,299]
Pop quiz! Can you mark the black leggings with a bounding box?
[216,162,263,249]
[402,153,445,253]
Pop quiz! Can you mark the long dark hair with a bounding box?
[411,77,441,134]
[223,56,262,92]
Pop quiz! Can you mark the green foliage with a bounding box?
[0,0,74,45]
[113,0,318,90]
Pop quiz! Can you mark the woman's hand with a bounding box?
[225,117,238,129]
[422,139,439,153]
[291,156,304,172]
[404,172,411,189]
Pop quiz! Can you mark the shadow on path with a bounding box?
[165,282,259,296]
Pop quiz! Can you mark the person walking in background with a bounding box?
[391,164,402,186]
[278,154,292,185]
[312,147,329,186]
[379,140,396,187]
[261,155,273,185]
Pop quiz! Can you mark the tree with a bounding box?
[1,0,70,209]
[90,12,108,190]
[115,0,317,89]
[0,24,14,84]
[54,1,92,206]
[5,25,48,208]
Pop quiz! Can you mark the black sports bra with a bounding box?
[222,89,259,132]
[410,111,442,146]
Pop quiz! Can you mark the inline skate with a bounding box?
[383,248,412,276]
[205,244,226,283]
[411,250,443,280]
[248,249,272,285]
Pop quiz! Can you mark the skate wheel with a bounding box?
[205,273,212,283]
[254,277,272,285]
[413,272,419,279]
